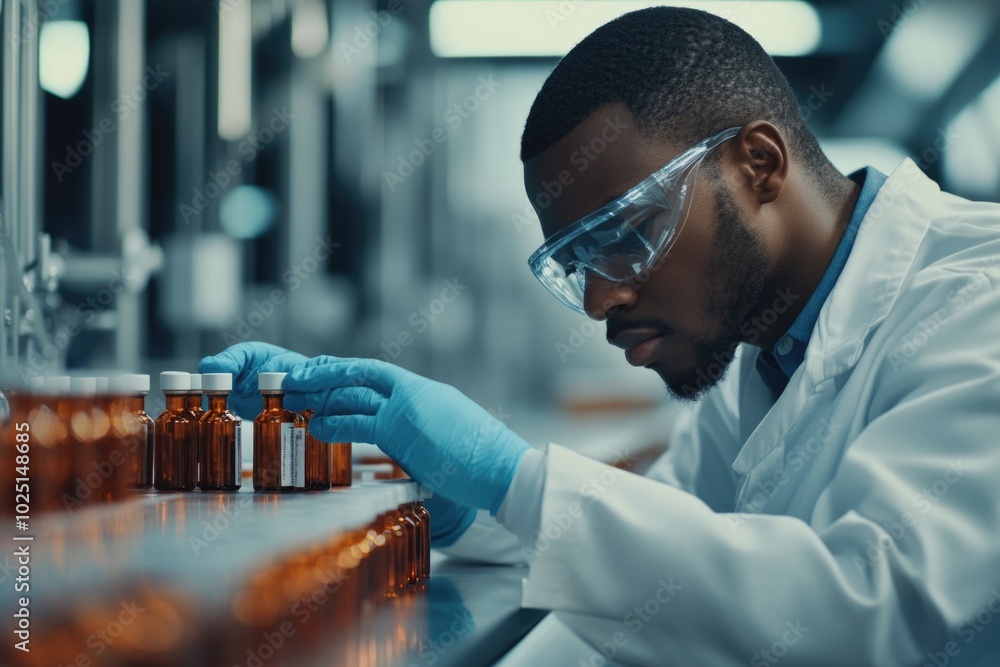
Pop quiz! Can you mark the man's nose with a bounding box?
[583,273,638,320]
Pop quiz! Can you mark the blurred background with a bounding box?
[1,0,998,454]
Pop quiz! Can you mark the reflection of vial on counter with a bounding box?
[301,410,331,491]
[199,373,242,492]
[253,372,304,492]
[154,372,197,491]
[110,374,155,488]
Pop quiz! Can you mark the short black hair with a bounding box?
[520,7,838,190]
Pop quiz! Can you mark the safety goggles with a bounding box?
[527,126,740,314]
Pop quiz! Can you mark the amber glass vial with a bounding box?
[68,377,113,505]
[186,373,205,486]
[116,374,155,489]
[93,376,127,501]
[300,410,331,490]
[46,376,75,508]
[416,500,431,579]
[199,373,242,492]
[253,372,304,492]
[154,372,197,491]
[111,374,155,489]
[331,440,352,487]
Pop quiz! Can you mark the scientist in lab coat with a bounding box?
[202,8,1000,666]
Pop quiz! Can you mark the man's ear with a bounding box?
[732,121,788,206]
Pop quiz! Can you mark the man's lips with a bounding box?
[609,329,666,367]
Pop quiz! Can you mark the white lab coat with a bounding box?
[447,159,1000,665]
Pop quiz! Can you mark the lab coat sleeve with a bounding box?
[434,509,529,565]
[434,448,547,565]
[520,295,1000,665]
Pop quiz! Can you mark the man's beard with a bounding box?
[664,186,769,401]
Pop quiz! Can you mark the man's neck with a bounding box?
[751,173,862,350]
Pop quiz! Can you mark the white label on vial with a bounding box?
[234,419,243,486]
[280,423,294,486]
[293,426,306,488]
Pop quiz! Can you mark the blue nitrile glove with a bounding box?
[198,342,308,420]
[283,356,531,515]
[421,493,478,548]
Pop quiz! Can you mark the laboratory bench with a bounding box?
[1,484,547,667]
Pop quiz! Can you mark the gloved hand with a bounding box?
[421,493,477,548]
[283,356,531,515]
[198,342,308,420]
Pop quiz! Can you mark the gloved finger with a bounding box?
[309,414,377,444]
[284,386,384,416]
[233,351,306,401]
[285,357,407,395]
[227,394,263,422]
[199,341,289,375]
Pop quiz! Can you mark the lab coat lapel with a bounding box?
[730,159,938,515]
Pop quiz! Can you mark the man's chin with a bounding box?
[655,344,738,402]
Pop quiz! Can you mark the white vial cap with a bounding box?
[202,372,233,391]
[94,377,110,393]
[110,374,151,394]
[258,372,286,391]
[26,376,45,392]
[45,375,72,394]
[189,373,202,391]
[160,371,191,392]
[70,377,98,396]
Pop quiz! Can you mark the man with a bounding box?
[202,8,1000,665]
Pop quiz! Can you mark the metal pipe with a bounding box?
[20,0,41,370]
[2,0,23,367]
[115,0,146,370]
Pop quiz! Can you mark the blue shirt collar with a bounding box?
[756,166,888,396]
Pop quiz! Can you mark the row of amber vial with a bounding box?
[150,371,352,493]
[0,371,352,515]
[0,375,152,515]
